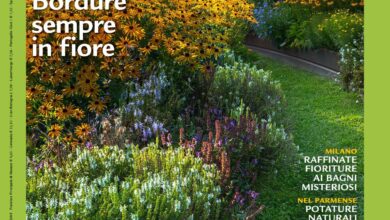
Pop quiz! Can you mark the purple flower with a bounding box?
[233,192,245,206]
[85,141,93,149]
[34,161,44,172]
[134,108,142,117]
[142,129,148,142]
[223,137,228,145]
[158,123,164,132]
[194,133,202,143]
[152,122,159,133]
[145,116,153,123]
[134,122,143,130]
[225,119,237,130]
[196,151,201,157]
[239,198,245,206]
[247,190,259,200]
[124,106,131,113]
[146,127,152,138]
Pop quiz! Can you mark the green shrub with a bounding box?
[253,2,363,51]
[27,144,223,219]
[253,2,313,47]
[339,34,364,95]
[286,12,328,49]
[212,52,284,121]
[208,51,296,180]
[282,0,364,11]
[316,10,363,50]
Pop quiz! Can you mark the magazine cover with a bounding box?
[0,0,387,219]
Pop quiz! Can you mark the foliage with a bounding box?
[281,0,364,9]
[27,144,223,219]
[174,53,295,211]
[212,52,284,120]
[252,1,364,94]
[252,1,275,39]
[339,34,364,95]
[27,47,297,218]
[253,1,363,50]
[90,72,169,147]
[175,106,294,218]
[25,1,304,218]
[253,2,312,46]
[316,10,363,50]
[232,46,363,219]
[26,0,256,152]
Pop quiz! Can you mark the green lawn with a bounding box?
[235,47,364,219]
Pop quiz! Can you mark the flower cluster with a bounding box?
[317,10,363,49]
[194,54,294,208]
[253,1,363,50]
[339,33,364,95]
[26,0,256,151]
[177,103,293,211]
[91,73,168,147]
[281,0,364,7]
[253,1,275,38]
[27,50,297,218]
[27,143,223,219]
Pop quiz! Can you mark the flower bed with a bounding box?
[252,0,364,94]
[26,0,299,218]
[27,144,223,219]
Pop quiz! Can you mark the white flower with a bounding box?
[174,200,181,212]
[119,205,127,213]
[65,208,74,216]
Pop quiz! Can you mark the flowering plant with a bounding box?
[26,0,256,153]
[90,72,169,147]
[212,53,284,121]
[339,34,364,95]
[27,143,223,219]
[316,10,363,50]
[175,54,295,210]
[252,1,363,50]
[281,0,364,8]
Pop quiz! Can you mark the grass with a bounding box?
[234,47,364,219]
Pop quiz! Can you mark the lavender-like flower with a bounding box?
[85,141,93,149]
[247,190,259,200]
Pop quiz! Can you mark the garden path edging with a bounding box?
[245,35,340,78]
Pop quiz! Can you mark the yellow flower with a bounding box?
[73,108,85,120]
[71,138,85,150]
[26,85,43,99]
[39,102,53,117]
[123,21,145,40]
[116,37,137,52]
[139,44,158,55]
[201,61,216,74]
[63,84,77,96]
[75,123,91,139]
[48,124,62,139]
[51,94,63,107]
[80,83,100,98]
[176,51,197,64]
[88,99,106,113]
[63,133,73,143]
[55,105,73,120]
[26,0,257,137]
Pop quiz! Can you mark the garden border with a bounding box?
[245,34,340,78]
